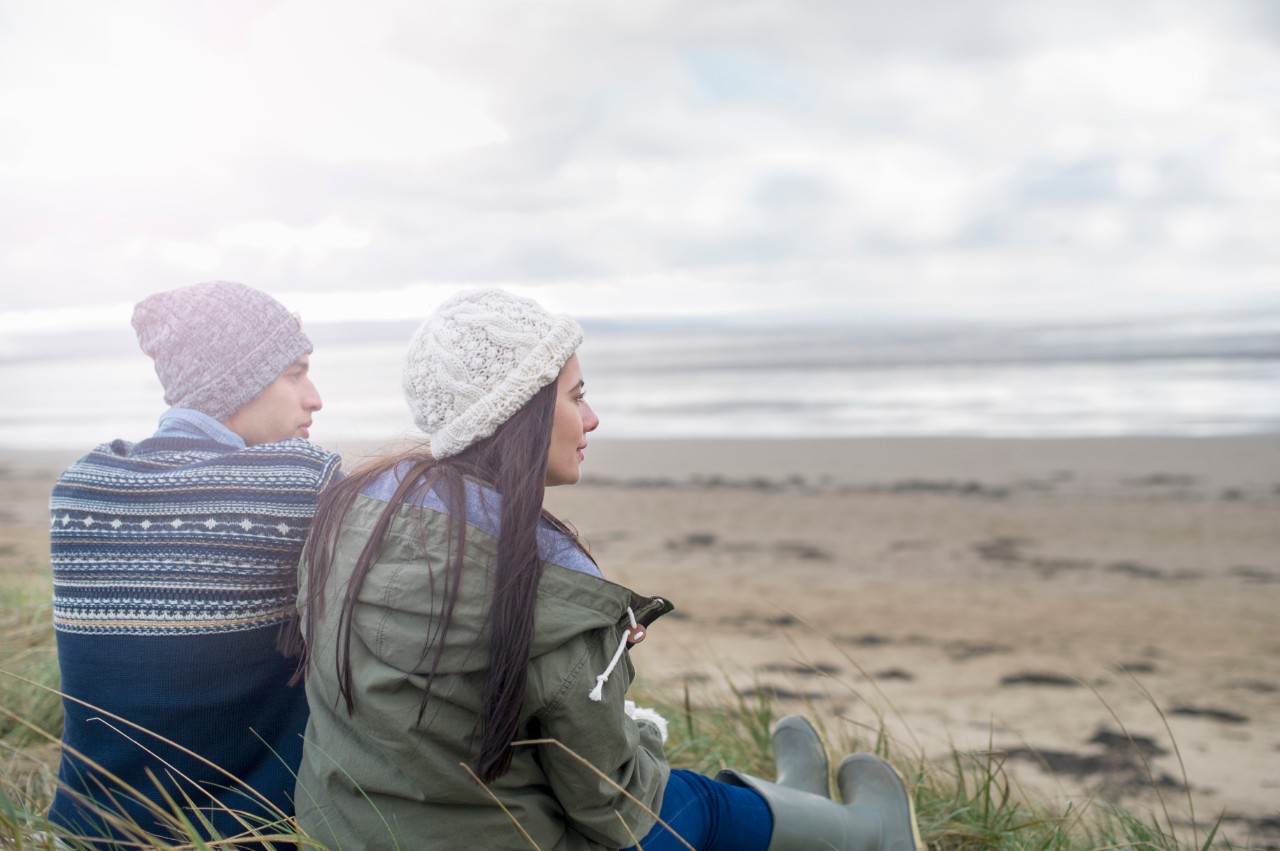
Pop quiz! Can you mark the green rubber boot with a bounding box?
[718,749,924,851]
[772,715,830,797]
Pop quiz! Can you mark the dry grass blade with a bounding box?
[512,738,695,851]
[459,762,543,851]
[1080,676,1180,845]
[1115,668,1201,851]
[0,669,284,819]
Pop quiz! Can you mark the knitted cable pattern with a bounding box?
[402,288,583,459]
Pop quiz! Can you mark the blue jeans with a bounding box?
[626,768,773,851]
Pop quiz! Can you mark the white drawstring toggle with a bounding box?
[588,607,637,702]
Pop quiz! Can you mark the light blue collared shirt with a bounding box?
[152,408,246,449]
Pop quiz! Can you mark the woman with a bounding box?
[293,289,924,851]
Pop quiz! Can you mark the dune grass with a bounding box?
[637,677,1232,851]
[0,584,1254,850]
[0,583,62,748]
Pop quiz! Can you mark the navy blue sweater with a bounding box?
[48,435,341,846]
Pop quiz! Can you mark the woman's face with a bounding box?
[545,353,599,487]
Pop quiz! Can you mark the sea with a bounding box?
[1,310,1277,450]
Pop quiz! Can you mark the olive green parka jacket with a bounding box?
[296,473,675,850]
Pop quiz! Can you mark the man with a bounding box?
[47,281,342,846]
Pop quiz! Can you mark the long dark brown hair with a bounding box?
[294,379,570,782]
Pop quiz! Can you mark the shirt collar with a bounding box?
[153,408,247,449]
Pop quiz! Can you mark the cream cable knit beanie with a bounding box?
[403,288,583,459]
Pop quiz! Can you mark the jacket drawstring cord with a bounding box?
[588,607,637,702]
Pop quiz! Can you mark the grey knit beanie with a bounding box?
[403,288,583,459]
[132,281,313,420]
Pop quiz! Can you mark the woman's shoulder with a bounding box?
[356,470,501,524]
[348,469,602,577]
[537,518,601,578]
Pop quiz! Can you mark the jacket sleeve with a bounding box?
[531,627,671,848]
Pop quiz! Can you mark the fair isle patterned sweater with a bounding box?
[48,435,342,845]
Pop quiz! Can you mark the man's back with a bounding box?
[49,435,341,844]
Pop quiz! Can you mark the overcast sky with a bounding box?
[1,0,1277,329]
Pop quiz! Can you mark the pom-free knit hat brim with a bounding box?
[132,281,313,420]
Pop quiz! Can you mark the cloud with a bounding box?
[0,0,1276,321]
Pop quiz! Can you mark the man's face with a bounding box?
[221,356,323,445]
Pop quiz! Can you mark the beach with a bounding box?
[3,436,1278,846]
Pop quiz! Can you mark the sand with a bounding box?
[2,436,1277,847]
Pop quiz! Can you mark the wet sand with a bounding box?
[544,437,1280,848]
[3,436,1278,847]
